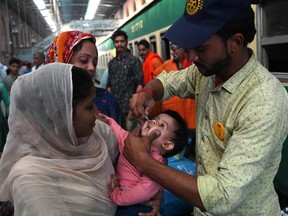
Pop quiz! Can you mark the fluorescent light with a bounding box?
[45,17,57,32]
[40,9,50,17]
[85,0,100,20]
[101,4,114,7]
[61,24,72,32]
[33,0,46,10]
[33,0,57,32]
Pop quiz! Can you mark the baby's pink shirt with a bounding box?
[108,117,164,206]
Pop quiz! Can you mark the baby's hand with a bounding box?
[96,113,110,125]
[107,175,119,195]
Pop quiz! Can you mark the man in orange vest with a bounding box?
[138,39,163,85]
[153,43,196,130]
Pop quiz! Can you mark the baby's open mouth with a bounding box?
[139,124,150,137]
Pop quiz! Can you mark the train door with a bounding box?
[134,41,139,58]
[256,0,288,82]
[160,32,170,61]
[149,36,157,54]
[128,43,133,55]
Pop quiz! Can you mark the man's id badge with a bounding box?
[214,122,225,141]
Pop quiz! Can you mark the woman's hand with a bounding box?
[139,192,162,216]
[107,175,119,196]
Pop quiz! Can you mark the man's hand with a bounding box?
[129,91,156,120]
[123,127,160,172]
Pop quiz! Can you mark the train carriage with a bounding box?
[96,0,187,80]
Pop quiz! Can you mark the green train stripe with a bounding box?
[98,0,186,52]
[121,0,185,40]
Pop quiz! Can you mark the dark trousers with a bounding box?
[116,204,152,216]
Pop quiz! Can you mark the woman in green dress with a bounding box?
[0,83,9,153]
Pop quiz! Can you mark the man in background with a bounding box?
[107,30,143,131]
[0,63,7,82]
[2,57,21,93]
[138,39,163,85]
[32,52,45,71]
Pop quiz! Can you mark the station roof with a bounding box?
[6,0,126,38]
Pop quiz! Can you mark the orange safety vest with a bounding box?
[142,52,163,85]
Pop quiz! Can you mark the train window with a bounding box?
[149,36,157,53]
[160,33,170,61]
[264,43,288,73]
[133,1,136,11]
[257,0,288,80]
[129,43,133,55]
[262,0,288,37]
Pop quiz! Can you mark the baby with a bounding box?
[106,110,187,216]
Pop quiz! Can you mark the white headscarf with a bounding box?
[0,63,118,215]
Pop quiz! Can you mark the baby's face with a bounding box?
[141,113,176,146]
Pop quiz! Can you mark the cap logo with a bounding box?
[186,0,204,16]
